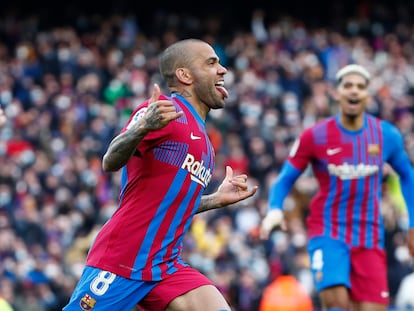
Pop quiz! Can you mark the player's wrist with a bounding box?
[135,119,151,134]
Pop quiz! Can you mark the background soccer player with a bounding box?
[63,39,258,311]
[260,64,414,311]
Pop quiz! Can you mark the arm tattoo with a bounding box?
[103,127,148,171]
[196,194,221,214]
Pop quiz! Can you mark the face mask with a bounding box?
[58,48,71,62]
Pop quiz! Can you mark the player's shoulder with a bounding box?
[377,117,401,136]
[158,94,170,100]
[368,115,405,147]
[315,116,336,127]
[365,113,391,127]
[126,93,171,130]
[303,116,335,135]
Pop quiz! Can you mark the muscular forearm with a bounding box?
[196,194,223,214]
[102,126,149,172]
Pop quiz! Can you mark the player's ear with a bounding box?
[175,68,192,85]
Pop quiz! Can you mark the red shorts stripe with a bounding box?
[350,247,389,304]
[138,266,214,310]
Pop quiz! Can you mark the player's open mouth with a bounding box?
[348,98,360,105]
[215,81,228,98]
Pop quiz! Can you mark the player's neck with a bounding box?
[339,113,364,131]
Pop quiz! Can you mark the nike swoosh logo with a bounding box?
[190,132,201,140]
[326,147,341,155]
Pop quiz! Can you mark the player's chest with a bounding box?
[174,123,214,158]
[313,132,382,166]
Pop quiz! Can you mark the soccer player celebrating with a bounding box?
[261,64,414,311]
[63,39,258,311]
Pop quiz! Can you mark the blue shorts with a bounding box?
[63,266,157,311]
[63,265,214,310]
[307,236,388,304]
[307,236,351,292]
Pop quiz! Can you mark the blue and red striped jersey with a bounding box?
[86,94,215,281]
[270,113,414,249]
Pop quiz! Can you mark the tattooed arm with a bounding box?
[102,84,183,172]
[102,122,150,172]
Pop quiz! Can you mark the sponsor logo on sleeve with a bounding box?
[126,107,147,130]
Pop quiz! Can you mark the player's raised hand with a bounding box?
[142,83,183,131]
[215,166,258,206]
[260,209,286,239]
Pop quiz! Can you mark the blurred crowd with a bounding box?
[1,3,414,311]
